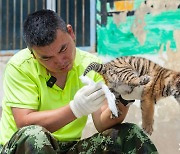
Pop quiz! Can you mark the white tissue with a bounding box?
[79,75,118,117]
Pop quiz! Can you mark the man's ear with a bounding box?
[67,24,76,41]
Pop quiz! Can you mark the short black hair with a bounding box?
[23,9,67,48]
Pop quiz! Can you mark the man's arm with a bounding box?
[12,82,106,133]
[12,105,76,133]
[92,101,129,132]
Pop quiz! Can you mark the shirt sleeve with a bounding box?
[3,63,39,109]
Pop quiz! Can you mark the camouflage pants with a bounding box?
[0,123,158,154]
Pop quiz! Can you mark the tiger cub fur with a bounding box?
[83,56,180,135]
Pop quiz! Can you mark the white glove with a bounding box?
[69,82,105,118]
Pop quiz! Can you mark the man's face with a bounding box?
[31,28,76,74]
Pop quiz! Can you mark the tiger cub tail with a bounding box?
[83,62,103,76]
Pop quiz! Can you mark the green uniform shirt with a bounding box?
[0,48,103,145]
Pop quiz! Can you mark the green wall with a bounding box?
[97,0,180,57]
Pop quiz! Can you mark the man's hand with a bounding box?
[69,82,106,118]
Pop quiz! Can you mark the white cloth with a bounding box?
[79,75,118,117]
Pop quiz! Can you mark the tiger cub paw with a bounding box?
[140,75,150,85]
[142,122,153,135]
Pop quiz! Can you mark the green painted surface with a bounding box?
[97,2,180,57]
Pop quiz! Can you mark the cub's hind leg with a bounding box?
[110,65,151,87]
[141,82,155,135]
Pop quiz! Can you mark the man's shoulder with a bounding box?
[76,48,102,65]
[8,48,33,66]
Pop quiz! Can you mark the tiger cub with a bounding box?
[83,56,180,135]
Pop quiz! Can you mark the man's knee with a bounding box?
[121,122,142,131]
[2,125,58,154]
[16,125,54,146]
[18,125,49,136]
[102,123,143,141]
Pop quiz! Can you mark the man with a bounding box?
[0,10,158,153]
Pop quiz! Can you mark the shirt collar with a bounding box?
[73,48,81,67]
[36,59,49,78]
